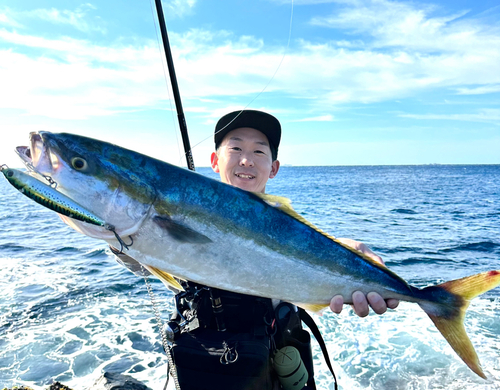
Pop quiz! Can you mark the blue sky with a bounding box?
[1,0,499,167]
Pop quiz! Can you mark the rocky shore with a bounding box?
[3,372,152,390]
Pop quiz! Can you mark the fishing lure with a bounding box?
[0,165,131,252]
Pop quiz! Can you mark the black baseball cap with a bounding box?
[214,110,281,159]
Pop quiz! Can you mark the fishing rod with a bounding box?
[153,0,195,172]
[149,3,195,390]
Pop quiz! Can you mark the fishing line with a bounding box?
[24,160,59,188]
[142,265,181,390]
[144,4,292,388]
[142,11,184,386]
[148,0,185,167]
[176,0,294,163]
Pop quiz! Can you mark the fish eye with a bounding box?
[71,157,88,171]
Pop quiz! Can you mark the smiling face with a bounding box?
[211,127,280,193]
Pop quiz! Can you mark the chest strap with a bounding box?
[299,309,338,390]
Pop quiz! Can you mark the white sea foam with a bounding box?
[311,300,500,389]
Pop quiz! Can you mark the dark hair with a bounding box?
[214,110,281,161]
[216,136,278,161]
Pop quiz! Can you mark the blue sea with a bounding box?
[1,165,499,390]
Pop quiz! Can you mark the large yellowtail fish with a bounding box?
[5,131,500,379]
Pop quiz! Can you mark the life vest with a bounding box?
[167,281,321,390]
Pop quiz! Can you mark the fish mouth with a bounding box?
[14,131,152,241]
[16,132,53,175]
[15,145,31,163]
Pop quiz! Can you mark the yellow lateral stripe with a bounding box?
[255,192,395,272]
[255,193,337,238]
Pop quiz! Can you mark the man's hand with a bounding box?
[329,238,399,317]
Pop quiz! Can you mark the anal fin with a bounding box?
[144,265,185,292]
[294,302,329,313]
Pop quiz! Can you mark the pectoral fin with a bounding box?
[153,215,212,244]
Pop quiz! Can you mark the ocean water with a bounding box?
[0,165,499,390]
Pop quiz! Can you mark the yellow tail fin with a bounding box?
[421,270,500,378]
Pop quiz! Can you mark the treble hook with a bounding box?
[105,223,133,254]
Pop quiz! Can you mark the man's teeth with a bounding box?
[236,174,254,179]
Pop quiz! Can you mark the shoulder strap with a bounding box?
[299,309,338,390]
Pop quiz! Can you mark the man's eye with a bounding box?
[255,150,265,154]
[230,147,241,151]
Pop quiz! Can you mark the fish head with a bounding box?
[16,131,157,240]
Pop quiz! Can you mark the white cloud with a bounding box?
[164,3,500,106]
[0,31,168,119]
[293,114,335,122]
[270,0,336,4]
[309,0,496,53]
[0,4,105,33]
[27,5,105,34]
[0,8,22,27]
[456,85,500,95]
[1,0,499,121]
[399,109,500,124]
[163,0,198,18]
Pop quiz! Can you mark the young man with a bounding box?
[211,110,399,317]
[165,110,398,390]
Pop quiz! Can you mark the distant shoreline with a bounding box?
[195,163,500,168]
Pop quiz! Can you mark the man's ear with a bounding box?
[269,160,280,179]
[211,152,220,173]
